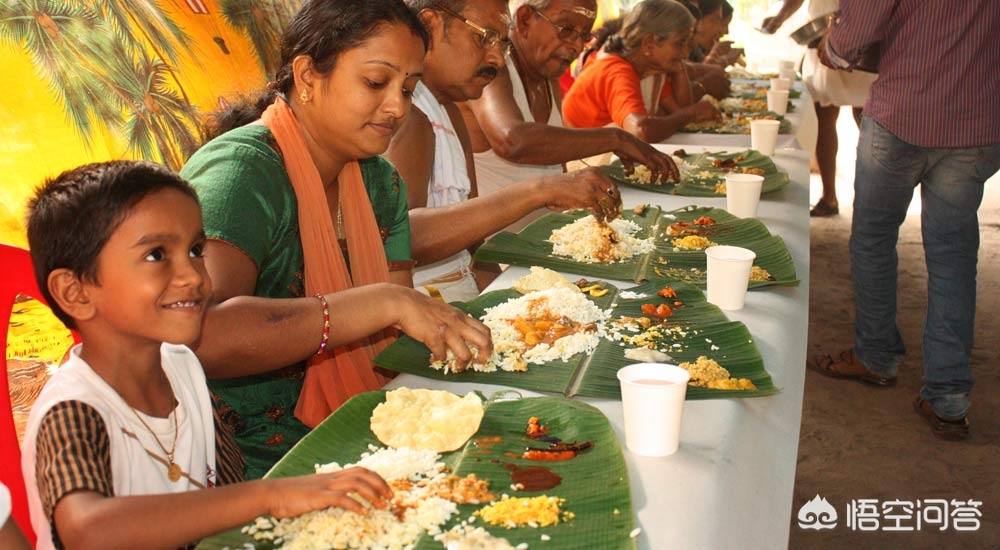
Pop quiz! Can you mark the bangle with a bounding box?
[314,294,330,355]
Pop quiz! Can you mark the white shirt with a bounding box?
[21,343,216,550]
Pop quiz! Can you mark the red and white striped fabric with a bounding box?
[185,0,209,14]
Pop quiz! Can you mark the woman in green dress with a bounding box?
[181,0,492,479]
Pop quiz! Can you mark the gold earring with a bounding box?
[299,89,311,104]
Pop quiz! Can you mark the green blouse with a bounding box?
[181,123,410,478]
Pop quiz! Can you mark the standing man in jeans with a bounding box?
[808,1,1000,440]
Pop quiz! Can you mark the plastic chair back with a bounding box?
[1,243,67,545]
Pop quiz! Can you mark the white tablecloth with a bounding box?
[387,91,815,549]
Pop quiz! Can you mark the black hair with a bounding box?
[404,0,473,44]
[679,0,702,19]
[586,16,623,62]
[721,0,733,19]
[204,0,429,140]
[696,0,723,18]
[26,160,199,329]
[405,0,469,16]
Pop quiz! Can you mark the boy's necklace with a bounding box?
[128,402,181,482]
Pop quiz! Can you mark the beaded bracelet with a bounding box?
[314,294,330,355]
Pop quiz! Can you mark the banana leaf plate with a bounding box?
[603,149,790,196]
[718,97,796,114]
[680,113,792,134]
[375,279,778,400]
[729,82,802,99]
[197,391,635,550]
[473,206,798,287]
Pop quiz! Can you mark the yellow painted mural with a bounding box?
[0,0,302,247]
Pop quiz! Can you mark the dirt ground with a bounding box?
[789,111,1000,548]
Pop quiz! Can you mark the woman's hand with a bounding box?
[537,168,622,222]
[613,131,680,183]
[390,286,493,368]
[267,467,392,518]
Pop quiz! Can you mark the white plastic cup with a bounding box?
[769,77,792,91]
[725,173,764,218]
[766,89,790,115]
[779,68,796,83]
[617,363,690,457]
[750,119,781,155]
[777,59,795,72]
[705,245,756,310]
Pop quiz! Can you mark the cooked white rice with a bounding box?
[245,446,458,550]
[434,524,520,549]
[548,215,654,263]
[631,159,686,185]
[432,287,610,374]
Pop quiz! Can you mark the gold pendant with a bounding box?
[167,461,183,482]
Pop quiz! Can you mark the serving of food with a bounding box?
[197,390,635,550]
[473,207,797,287]
[548,215,656,264]
[376,272,779,401]
[430,285,610,374]
[729,82,803,99]
[715,96,795,115]
[726,66,781,80]
[604,149,789,197]
[680,112,792,134]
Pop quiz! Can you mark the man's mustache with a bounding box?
[476,66,498,79]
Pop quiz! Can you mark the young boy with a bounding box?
[21,160,392,549]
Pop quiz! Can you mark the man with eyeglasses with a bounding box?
[385,0,626,302]
[457,0,678,224]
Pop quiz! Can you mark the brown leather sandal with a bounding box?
[913,396,969,441]
[809,201,839,217]
[807,349,897,387]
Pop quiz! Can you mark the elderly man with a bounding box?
[457,0,678,199]
[386,0,626,302]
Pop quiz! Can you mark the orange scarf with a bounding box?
[261,97,391,428]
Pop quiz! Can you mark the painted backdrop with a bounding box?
[0,0,303,247]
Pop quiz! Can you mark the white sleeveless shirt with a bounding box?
[22,343,216,550]
[474,53,564,198]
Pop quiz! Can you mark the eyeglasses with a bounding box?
[532,8,594,44]
[434,4,513,57]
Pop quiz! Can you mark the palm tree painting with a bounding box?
[0,0,307,171]
[0,1,121,139]
[88,0,196,105]
[219,0,300,79]
[0,0,200,170]
[112,46,200,170]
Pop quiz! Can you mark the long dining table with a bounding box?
[384,83,815,549]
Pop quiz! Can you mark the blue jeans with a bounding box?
[850,117,1000,420]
